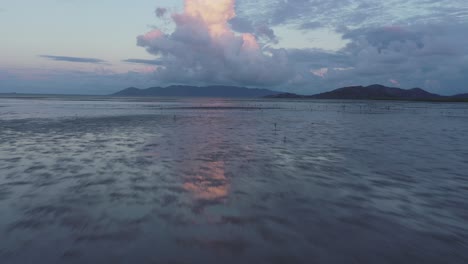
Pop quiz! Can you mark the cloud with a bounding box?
[342,26,425,53]
[133,0,468,94]
[39,55,107,64]
[122,59,163,65]
[155,7,167,18]
[136,0,291,87]
[282,21,468,95]
[254,24,278,44]
[228,17,255,33]
[311,68,328,78]
[134,1,468,94]
[299,21,322,30]
[228,17,278,43]
[389,79,400,86]
[239,0,468,30]
[14,0,467,95]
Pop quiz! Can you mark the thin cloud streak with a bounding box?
[39,55,107,64]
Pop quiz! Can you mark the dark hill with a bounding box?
[112,85,282,98]
[310,84,441,100]
[452,93,468,99]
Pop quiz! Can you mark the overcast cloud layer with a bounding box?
[1,0,468,94]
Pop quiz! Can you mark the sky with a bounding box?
[1,0,467,95]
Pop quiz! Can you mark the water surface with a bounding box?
[1,96,468,263]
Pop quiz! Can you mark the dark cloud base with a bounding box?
[122,59,163,65]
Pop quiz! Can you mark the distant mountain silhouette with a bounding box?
[310,84,441,100]
[266,84,468,101]
[112,85,282,98]
[112,84,468,101]
[452,93,468,99]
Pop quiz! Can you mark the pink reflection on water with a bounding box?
[184,161,229,201]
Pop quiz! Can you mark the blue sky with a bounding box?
[1,0,467,95]
[1,0,170,71]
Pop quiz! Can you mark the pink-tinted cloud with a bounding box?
[139,29,164,42]
[311,68,328,78]
[184,0,236,37]
[389,79,400,86]
[136,0,291,86]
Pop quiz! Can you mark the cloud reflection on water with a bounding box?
[184,161,229,201]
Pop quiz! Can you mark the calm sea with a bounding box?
[1,96,468,263]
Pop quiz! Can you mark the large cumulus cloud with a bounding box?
[132,0,468,94]
[136,0,291,87]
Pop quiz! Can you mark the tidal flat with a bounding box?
[1,96,468,263]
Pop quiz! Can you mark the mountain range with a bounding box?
[112,85,280,98]
[112,84,468,101]
[266,84,468,101]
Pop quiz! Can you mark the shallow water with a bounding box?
[1,96,468,263]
